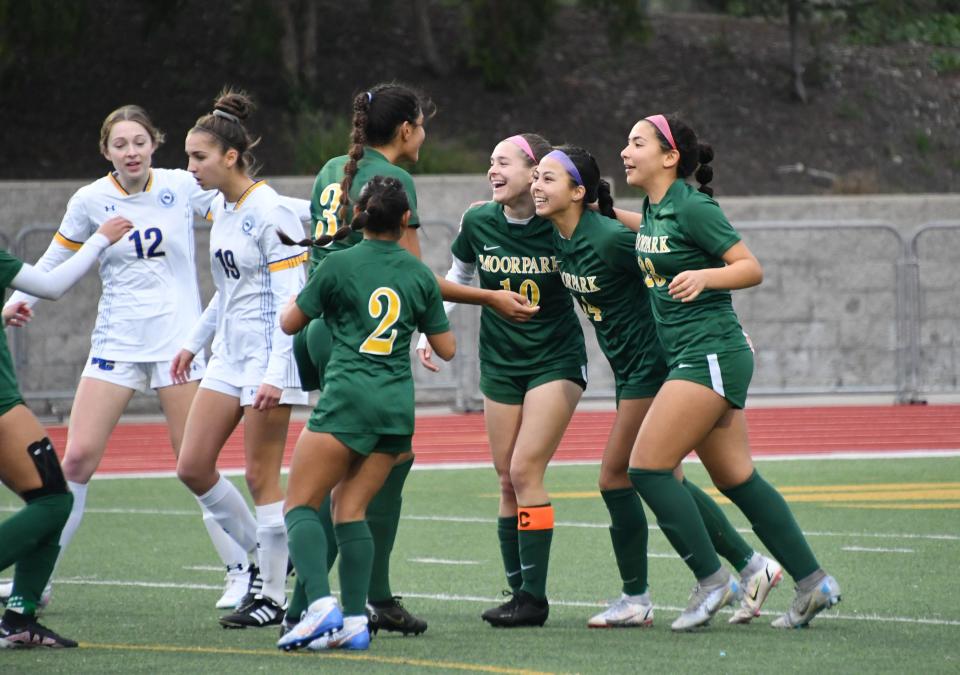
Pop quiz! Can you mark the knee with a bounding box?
[60,447,95,483]
[508,459,539,494]
[244,464,276,501]
[597,470,625,492]
[176,455,211,494]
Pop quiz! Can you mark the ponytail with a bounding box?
[649,114,717,198]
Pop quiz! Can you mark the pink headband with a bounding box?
[507,135,537,162]
[644,114,676,151]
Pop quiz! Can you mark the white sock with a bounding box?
[54,480,89,576]
[255,500,288,605]
[196,476,257,553]
[201,507,249,572]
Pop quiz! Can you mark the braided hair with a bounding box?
[648,114,715,197]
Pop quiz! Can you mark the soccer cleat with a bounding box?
[277,596,342,651]
[0,582,52,610]
[215,565,251,610]
[587,592,654,628]
[671,571,740,631]
[481,590,549,628]
[0,612,77,648]
[233,564,263,610]
[307,615,370,651]
[729,557,784,624]
[278,616,297,639]
[366,596,427,636]
[219,594,286,629]
[772,575,841,629]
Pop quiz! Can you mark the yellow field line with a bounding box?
[834,502,960,510]
[81,642,558,674]
[540,482,960,502]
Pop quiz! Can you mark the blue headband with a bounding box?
[544,149,583,187]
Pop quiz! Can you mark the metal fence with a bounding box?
[4,219,956,414]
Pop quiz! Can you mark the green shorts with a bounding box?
[480,362,587,405]
[327,431,412,456]
[664,348,753,409]
[293,317,333,392]
[614,367,667,404]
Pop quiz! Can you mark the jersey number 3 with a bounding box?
[314,183,343,239]
[359,287,401,355]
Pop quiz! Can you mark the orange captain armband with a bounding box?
[517,504,554,531]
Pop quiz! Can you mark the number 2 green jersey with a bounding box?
[308,148,420,269]
[451,201,585,374]
[0,250,25,414]
[637,179,750,366]
[296,239,449,435]
[553,210,666,388]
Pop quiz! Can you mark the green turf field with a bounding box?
[2,456,958,674]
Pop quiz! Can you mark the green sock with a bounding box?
[366,456,413,602]
[517,504,554,600]
[721,470,819,581]
[683,478,754,572]
[628,468,722,579]
[600,488,648,596]
[288,577,308,623]
[0,492,72,616]
[318,495,339,572]
[285,506,331,603]
[335,520,373,616]
[497,515,522,591]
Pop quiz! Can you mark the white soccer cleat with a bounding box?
[729,556,783,624]
[276,596,342,651]
[671,571,740,631]
[587,593,654,628]
[215,566,250,610]
[307,615,371,651]
[0,581,52,610]
[772,575,842,629]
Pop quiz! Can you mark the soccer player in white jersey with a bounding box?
[0,105,256,611]
[173,89,308,629]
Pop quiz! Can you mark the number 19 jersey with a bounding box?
[451,202,585,374]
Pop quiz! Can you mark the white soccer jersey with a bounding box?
[9,168,216,362]
[186,181,307,389]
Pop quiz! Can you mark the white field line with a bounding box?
[49,448,960,480]
[18,577,960,628]
[1,505,956,542]
[842,546,915,553]
[408,558,483,565]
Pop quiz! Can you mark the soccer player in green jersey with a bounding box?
[535,145,783,627]
[419,133,586,627]
[277,176,454,652]
[288,84,534,636]
[0,215,134,648]
[622,114,841,630]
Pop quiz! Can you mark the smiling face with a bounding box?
[488,140,536,206]
[102,120,155,186]
[185,130,237,191]
[531,156,584,218]
[621,119,678,189]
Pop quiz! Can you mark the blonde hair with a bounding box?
[99,105,165,153]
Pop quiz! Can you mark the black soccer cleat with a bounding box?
[219,595,286,629]
[366,596,427,636]
[0,611,77,648]
[481,590,549,628]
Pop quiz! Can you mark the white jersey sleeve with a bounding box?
[10,234,110,299]
[261,206,308,388]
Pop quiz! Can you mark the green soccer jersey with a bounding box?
[308,148,420,270]
[553,210,666,387]
[0,250,25,415]
[637,179,750,366]
[451,201,585,374]
[296,238,448,435]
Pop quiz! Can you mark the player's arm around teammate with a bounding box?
[0,105,254,610]
[276,176,453,652]
[173,90,308,628]
[0,216,133,647]
[623,114,840,631]
[419,133,586,628]
[535,145,780,628]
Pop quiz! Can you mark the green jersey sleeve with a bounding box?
[450,208,479,264]
[680,197,741,259]
[417,269,450,335]
[0,250,24,288]
[296,256,337,319]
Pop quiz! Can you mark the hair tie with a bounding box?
[366,91,373,103]
[507,135,536,162]
[544,149,583,187]
[213,109,240,124]
[644,114,676,151]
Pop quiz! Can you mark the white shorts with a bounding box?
[81,354,206,392]
[199,377,309,407]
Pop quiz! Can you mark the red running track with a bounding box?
[42,405,960,475]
